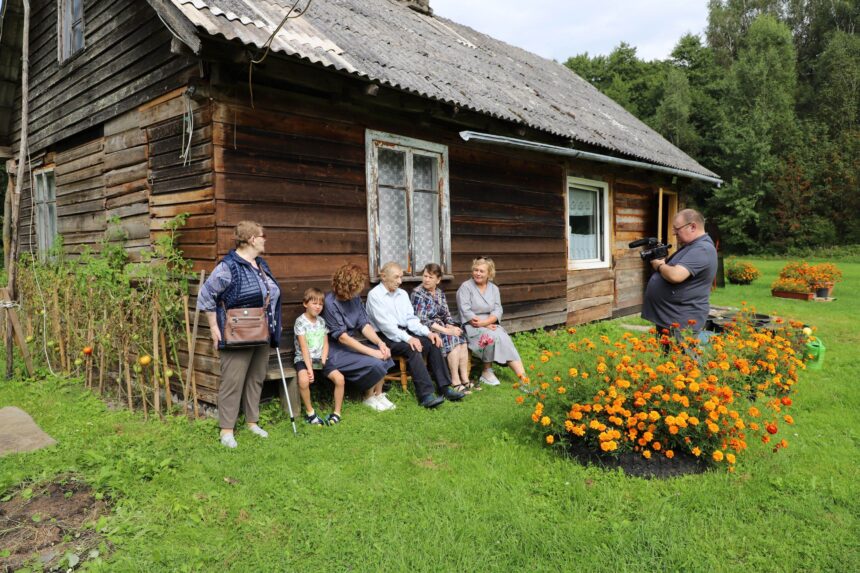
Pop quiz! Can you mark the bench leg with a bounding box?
[278,375,301,418]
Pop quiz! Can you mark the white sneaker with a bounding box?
[248,425,269,438]
[220,434,238,449]
[363,395,385,411]
[479,370,501,386]
[377,393,396,410]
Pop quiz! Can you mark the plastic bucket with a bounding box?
[805,338,826,370]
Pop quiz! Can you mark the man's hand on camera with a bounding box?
[651,258,666,272]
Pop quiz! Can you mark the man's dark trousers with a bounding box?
[378,334,451,400]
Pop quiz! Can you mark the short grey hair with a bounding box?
[676,208,705,227]
[379,261,402,279]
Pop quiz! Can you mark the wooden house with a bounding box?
[0,0,721,404]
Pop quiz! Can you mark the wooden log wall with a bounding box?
[8,0,196,155]
[611,180,656,315]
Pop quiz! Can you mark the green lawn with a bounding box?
[1,259,858,572]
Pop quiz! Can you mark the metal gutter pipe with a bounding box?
[459,131,723,187]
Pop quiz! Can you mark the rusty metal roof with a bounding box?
[166,0,718,179]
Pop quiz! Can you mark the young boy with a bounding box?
[294,288,345,424]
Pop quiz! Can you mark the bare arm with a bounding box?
[651,258,691,284]
[206,312,221,350]
[297,334,314,382]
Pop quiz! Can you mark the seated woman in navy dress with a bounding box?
[321,264,396,411]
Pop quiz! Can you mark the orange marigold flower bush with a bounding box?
[517,312,807,470]
[725,260,761,285]
[775,261,843,292]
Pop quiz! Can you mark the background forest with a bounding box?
[565,0,859,254]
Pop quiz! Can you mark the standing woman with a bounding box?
[197,221,282,449]
[456,256,527,386]
[321,264,395,411]
[411,263,475,393]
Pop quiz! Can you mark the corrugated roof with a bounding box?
[168,0,718,179]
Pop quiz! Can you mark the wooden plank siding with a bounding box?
[7,0,197,155]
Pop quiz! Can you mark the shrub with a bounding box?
[775,261,843,291]
[517,310,805,470]
[771,277,811,293]
[725,260,761,285]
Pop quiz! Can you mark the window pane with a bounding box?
[569,188,600,260]
[378,186,408,269]
[413,155,436,191]
[378,148,405,188]
[72,22,84,53]
[412,190,440,271]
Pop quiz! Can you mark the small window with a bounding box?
[59,0,84,61]
[366,131,451,279]
[34,170,57,256]
[567,176,610,269]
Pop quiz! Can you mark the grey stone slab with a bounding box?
[0,406,57,456]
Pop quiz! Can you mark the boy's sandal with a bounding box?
[451,383,472,395]
[325,413,341,425]
[305,413,327,425]
[464,380,483,391]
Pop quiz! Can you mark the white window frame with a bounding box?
[33,169,58,257]
[566,175,611,270]
[58,0,85,62]
[365,130,451,281]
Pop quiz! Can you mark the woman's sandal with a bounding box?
[451,383,472,395]
[463,380,483,392]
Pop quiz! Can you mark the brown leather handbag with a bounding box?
[222,274,271,347]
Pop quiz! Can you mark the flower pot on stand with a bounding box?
[814,283,833,298]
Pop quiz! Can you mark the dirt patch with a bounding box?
[0,475,110,572]
[565,443,709,479]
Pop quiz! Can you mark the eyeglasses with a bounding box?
[672,222,693,233]
[254,234,266,240]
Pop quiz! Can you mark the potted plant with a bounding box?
[725,260,761,285]
[808,263,842,297]
[771,277,813,301]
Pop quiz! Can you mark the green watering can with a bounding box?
[805,338,826,370]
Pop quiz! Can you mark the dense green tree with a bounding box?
[653,67,700,153]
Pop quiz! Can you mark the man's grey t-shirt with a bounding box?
[641,234,717,332]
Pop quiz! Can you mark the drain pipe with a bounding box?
[459,131,722,187]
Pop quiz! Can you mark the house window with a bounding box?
[34,170,57,256]
[366,130,451,279]
[59,0,85,61]
[567,176,610,269]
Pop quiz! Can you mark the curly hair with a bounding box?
[472,256,496,281]
[331,264,367,300]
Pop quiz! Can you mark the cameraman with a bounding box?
[641,209,717,335]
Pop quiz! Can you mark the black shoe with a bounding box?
[441,386,465,401]
[382,381,392,392]
[418,395,445,409]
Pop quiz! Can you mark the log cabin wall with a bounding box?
[9,0,197,155]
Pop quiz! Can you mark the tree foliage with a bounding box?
[563,0,859,254]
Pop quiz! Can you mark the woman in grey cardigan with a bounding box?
[456,257,527,386]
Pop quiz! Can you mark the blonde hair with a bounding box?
[472,256,496,281]
[331,264,367,300]
[234,220,263,249]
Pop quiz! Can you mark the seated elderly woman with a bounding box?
[410,263,476,393]
[320,264,396,411]
[456,256,527,386]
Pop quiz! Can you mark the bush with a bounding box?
[771,277,811,293]
[774,261,843,291]
[517,309,805,470]
[725,260,761,284]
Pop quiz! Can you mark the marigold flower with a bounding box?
[766,422,778,435]
[781,396,792,406]
[665,450,675,459]
[712,450,724,462]
[783,415,794,425]
[652,442,662,451]
[725,453,736,464]
[515,396,525,405]
[546,435,554,445]
[540,355,550,363]
[691,447,702,457]
[568,368,578,377]
[557,386,566,394]
[642,450,652,459]
[669,425,679,435]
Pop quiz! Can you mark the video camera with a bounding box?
[629,237,671,262]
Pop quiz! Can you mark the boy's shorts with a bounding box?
[295,360,323,373]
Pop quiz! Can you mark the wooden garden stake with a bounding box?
[152,297,162,419]
[160,330,172,410]
[187,270,205,418]
[181,294,192,412]
[98,346,105,395]
[85,316,94,389]
[124,344,133,412]
[140,368,149,421]
[51,287,66,372]
[63,282,72,372]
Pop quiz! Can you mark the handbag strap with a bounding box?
[220,263,271,310]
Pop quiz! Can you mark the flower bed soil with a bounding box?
[565,442,709,479]
[0,476,110,571]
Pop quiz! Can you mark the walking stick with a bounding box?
[275,348,297,434]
